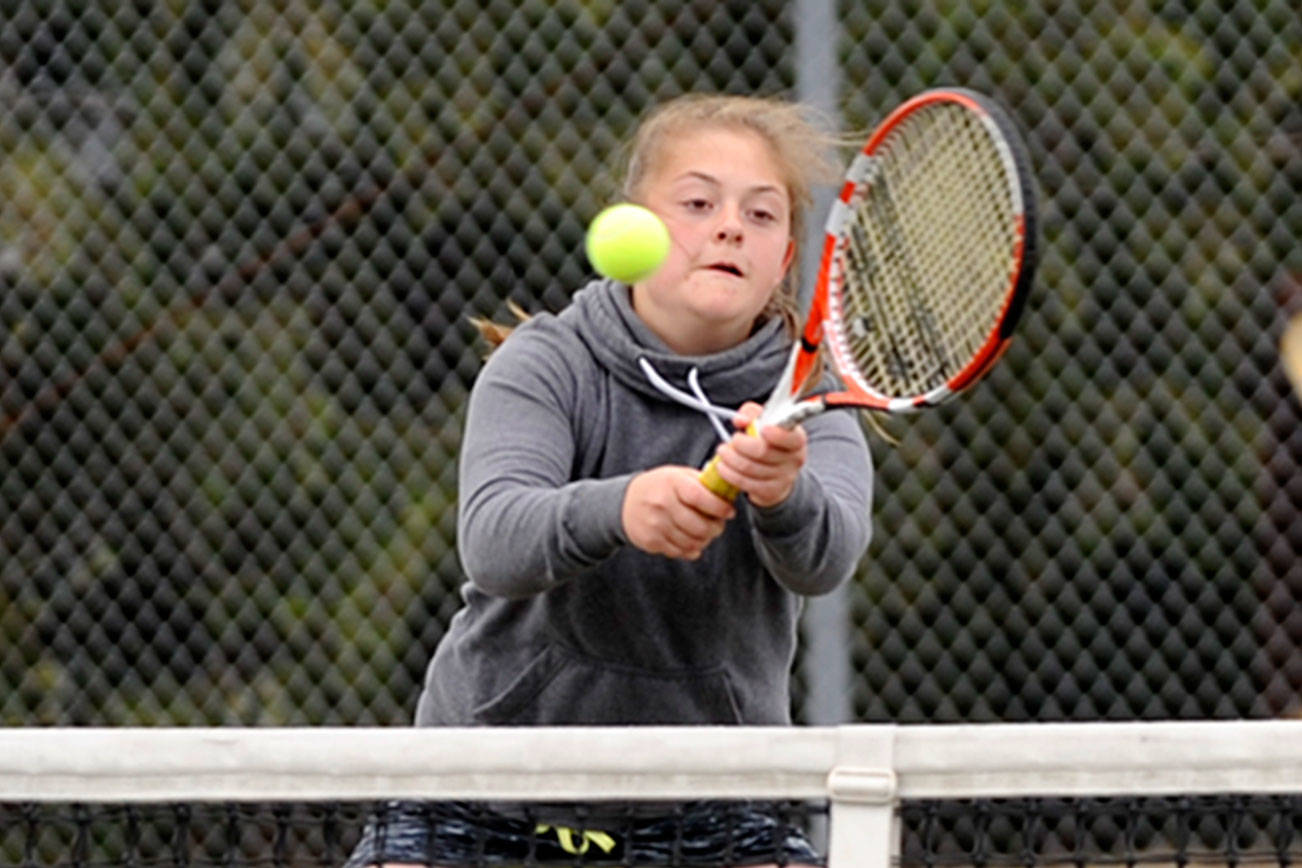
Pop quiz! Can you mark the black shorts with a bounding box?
[343,800,823,866]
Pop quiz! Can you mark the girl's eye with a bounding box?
[682,198,712,212]
[750,209,775,223]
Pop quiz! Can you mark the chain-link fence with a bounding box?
[1,0,1299,726]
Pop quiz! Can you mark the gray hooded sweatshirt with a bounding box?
[415,279,873,728]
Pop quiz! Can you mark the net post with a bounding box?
[826,725,898,868]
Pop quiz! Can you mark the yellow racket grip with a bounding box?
[698,457,740,501]
[697,422,759,502]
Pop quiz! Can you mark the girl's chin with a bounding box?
[688,289,768,320]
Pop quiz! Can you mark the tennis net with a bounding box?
[1,722,1299,867]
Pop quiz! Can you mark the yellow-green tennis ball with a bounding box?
[585,204,670,283]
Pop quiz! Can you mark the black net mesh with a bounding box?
[5,797,1302,867]
[1,0,1300,726]
[899,796,1302,867]
[0,800,827,867]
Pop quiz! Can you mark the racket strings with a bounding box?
[836,102,1020,400]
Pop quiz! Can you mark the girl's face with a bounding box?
[632,126,794,355]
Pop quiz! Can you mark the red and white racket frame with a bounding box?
[759,88,1037,428]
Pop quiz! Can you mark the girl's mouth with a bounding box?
[705,262,744,277]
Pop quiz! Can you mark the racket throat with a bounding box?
[757,342,807,425]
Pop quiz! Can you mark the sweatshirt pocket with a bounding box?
[471,644,744,726]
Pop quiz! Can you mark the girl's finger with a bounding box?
[734,401,764,429]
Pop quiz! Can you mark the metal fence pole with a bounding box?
[794,0,854,728]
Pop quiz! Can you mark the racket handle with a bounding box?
[698,457,741,501]
[697,422,759,502]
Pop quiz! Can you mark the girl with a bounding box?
[350,94,873,868]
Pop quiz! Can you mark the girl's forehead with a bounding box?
[646,125,789,193]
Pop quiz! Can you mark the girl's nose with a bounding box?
[714,205,744,243]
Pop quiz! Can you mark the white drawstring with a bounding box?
[687,367,734,443]
[637,358,738,443]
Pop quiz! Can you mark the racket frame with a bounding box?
[758,87,1038,429]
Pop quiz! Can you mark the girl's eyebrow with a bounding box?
[674,171,786,198]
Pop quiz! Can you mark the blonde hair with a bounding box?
[473,93,843,348]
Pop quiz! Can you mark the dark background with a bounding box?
[1,0,1300,725]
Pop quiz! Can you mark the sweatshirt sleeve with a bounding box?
[747,410,873,596]
[455,326,632,599]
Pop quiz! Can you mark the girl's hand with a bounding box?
[622,466,737,560]
[711,401,808,508]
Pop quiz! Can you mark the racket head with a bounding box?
[816,87,1038,413]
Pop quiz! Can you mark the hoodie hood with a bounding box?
[559,278,791,408]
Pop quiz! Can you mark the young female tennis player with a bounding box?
[348,94,873,868]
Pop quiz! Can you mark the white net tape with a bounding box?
[3,722,1302,867]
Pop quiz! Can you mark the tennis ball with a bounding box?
[585,204,670,283]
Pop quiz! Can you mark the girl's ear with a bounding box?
[782,239,796,273]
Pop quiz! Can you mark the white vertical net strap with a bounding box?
[837,101,1018,401]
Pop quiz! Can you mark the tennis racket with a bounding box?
[701,87,1038,500]
[1283,314,1302,401]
